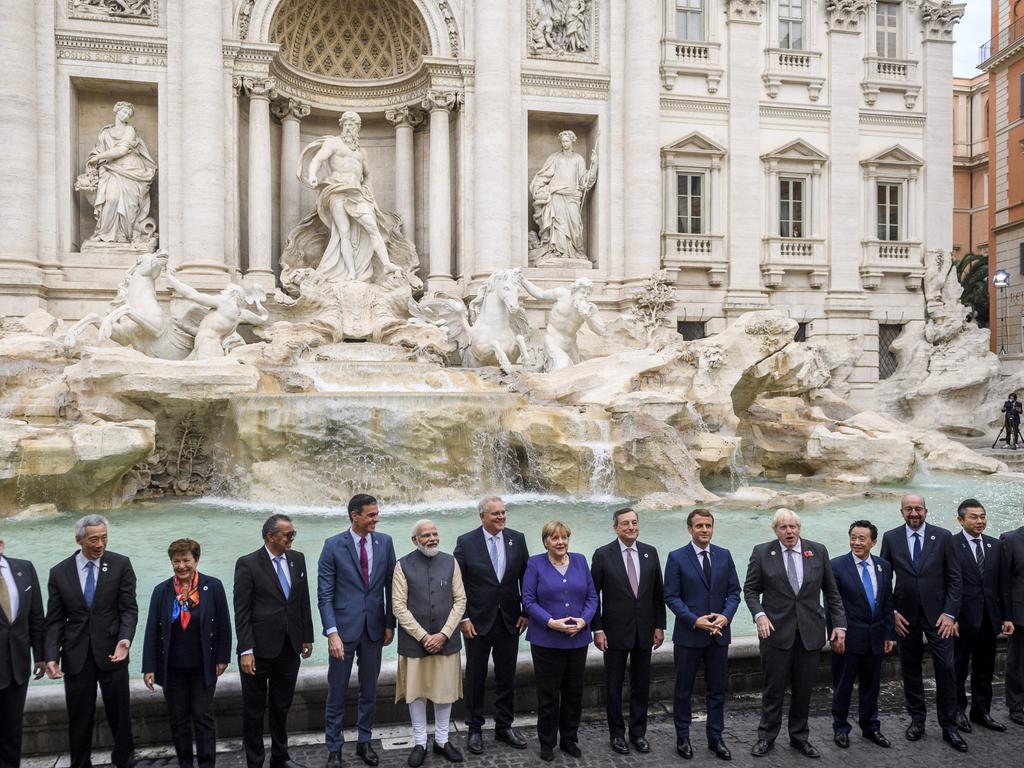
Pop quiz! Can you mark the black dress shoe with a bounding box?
[970,711,1007,731]
[1011,711,1024,726]
[677,738,693,759]
[495,727,527,749]
[560,740,582,758]
[750,739,773,757]
[862,731,891,748]
[433,741,464,763]
[326,752,342,768]
[466,732,483,755]
[355,743,379,768]
[611,736,630,755]
[905,720,925,741]
[539,746,554,762]
[833,733,850,749]
[942,728,969,752]
[407,745,425,768]
[789,740,821,758]
[630,736,651,753]
[956,710,973,733]
[708,739,731,761]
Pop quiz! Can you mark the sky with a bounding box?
[953,0,991,77]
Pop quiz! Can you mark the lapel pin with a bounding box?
[987,543,992,548]
[770,551,776,556]
[877,564,882,572]
[202,585,208,591]
[644,552,649,559]
[101,565,109,572]
[16,571,22,577]
[930,535,936,541]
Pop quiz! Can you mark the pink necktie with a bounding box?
[626,548,639,597]
[359,537,370,587]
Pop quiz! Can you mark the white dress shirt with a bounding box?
[905,523,927,557]
[852,552,878,599]
[691,541,711,567]
[962,528,986,562]
[484,529,505,578]
[0,556,19,620]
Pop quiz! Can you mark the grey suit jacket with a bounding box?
[743,538,845,651]
[1000,526,1024,626]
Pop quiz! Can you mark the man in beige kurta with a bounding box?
[393,520,467,766]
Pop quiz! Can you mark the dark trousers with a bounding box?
[324,629,383,750]
[955,612,998,716]
[673,643,728,742]
[0,679,28,768]
[1007,623,1024,714]
[64,653,134,768]
[603,643,652,741]
[831,651,883,735]
[164,667,218,768]
[464,622,519,732]
[240,646,300,768]
[897,608,957,728]
[530,645,587,750]
[757,634,818,745]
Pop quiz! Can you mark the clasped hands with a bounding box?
[420,632,448,654]
[547,616,586,637]
[694,613,730,636]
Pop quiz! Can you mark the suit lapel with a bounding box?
[683,545,709,589]
[797,544,817,597]
[342,531,366,591]
[259,549,287,600]
[479,528,501,585]
[611,542,632,593]
[10,561,31,621]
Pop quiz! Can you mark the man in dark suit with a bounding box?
[234,514,314,768]
[317,494,396,768]
[44,514,138,768]
[1001,524,1024,725]
[744,508,846,759]
[664,509,740,761]
[951,498,1011,732]
[879,494,965,751]
[0,527,45,768]
[828,520,895,749]
[591,508,666,756]
[453,495,529,755]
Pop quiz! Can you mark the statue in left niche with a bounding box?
[74,101,158,251]
[281,110,419,288]
[64,250,268,360]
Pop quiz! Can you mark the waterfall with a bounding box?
[581,419,617,499]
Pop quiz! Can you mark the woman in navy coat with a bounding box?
[522,520,598,761]
[143,539,231,768]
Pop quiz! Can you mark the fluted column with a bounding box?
[622,0,662,279]
[0,0,39,284]
[423,90,462,292]
[180,0,228,274]
[236,76,277,289]
[385,105,423,247]
[273,98,310,248]
[473,0,512,273]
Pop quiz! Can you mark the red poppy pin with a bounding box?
[802,550,814,558]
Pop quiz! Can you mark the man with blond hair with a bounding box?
[744,509,846,759]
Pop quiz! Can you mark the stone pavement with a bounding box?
[26,680,1022,768]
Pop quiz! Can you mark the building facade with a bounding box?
[981,0,1024,356]
[0,0,965,400]
[953,73,988,260]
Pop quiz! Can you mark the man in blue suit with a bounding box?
[829,520,895,749]
[318,494,397,768]
[664,509,741,761]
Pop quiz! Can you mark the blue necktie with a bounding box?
[860,560,876,614]
[911,532,922,572]
[84,561,96,608]
[274,556,291,599]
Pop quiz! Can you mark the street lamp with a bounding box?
[994,269,1009,354]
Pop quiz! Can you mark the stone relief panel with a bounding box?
[527,0,597,62]
[67,0,158,25]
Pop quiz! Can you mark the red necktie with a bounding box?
[360,536,370,587]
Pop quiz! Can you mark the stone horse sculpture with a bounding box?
[64,250,193,359]
[412,269,533,373]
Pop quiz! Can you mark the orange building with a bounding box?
[953,74,988,261]
[981,0,1024,355]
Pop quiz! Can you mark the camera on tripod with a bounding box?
[997,393,1023,449]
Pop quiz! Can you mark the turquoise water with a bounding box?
[5,472,1023,680]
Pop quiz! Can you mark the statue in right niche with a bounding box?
[529,129,597,264]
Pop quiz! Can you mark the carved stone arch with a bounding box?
[239,0,460,61]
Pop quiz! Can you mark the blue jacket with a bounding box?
[522,553,598,649]
[828,553,895,655]
[317,529,396,644]
[141,573,231,689]
[664,543,740,647]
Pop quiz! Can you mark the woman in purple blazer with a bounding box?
[522,520,598,761]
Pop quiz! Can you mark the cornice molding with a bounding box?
[55,32,166,66]
[520,71,610,99]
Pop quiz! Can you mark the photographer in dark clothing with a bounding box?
[1002,393,1022,449]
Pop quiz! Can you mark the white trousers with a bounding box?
[408,698,453,747]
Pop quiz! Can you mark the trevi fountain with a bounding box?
[1,0,1016,668]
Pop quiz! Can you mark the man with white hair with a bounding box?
[744,509,846,759]
[393,520,468,766]
[517,273,606,370]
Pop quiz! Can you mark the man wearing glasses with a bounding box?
[234,514,315,768]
